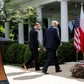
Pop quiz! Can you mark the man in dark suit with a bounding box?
[42,21,62,74]
[23,22,41,71]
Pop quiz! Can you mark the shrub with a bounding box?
[2,43,29,64]
[57,39,83,64]
[2,43,46,65]
[2,43,10,63]
[39,45,47,66]
[70,64,84,78]
[2,39,83,66]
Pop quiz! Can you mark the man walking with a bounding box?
[42,21,62,74]
[23,22,41,71]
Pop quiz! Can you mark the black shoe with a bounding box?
[42,70,49,74]
[56,70,62,72]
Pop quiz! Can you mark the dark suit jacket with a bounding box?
[44,26,60,50]
[29,28,39,49]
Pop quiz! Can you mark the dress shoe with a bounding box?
[56,70,62,72]
[42,70,49,74]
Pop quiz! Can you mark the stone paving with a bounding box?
[4,62,84,84]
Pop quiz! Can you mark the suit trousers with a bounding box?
[43,49,60,72]
[25,49,40,70]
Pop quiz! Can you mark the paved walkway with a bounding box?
[4,62,84,84]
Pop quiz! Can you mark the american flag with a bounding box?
[74,4,81,52]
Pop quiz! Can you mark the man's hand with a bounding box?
[44,48,46,52]
[38,48,40,52]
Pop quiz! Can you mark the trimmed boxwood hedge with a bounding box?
[57,39,83,63]
[2,39,83,65]
[2,43,31,64]
[2,43,46,65]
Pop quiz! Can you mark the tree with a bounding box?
[3,0,21,21]
[0,0,37,24]
[21,6,37,26]
[0,0,4,21]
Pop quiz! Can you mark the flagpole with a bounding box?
[76,51,78,62]
[83,52,84,62]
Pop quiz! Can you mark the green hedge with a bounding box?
[2,39,83,65]
[39,45,47,65]
[2,43,46,65]
[2,43,31,64]
[58,39,83,63]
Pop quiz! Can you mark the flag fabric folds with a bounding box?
[80,3,84,52]
[74,4,81,52]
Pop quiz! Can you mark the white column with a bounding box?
[5,21,10,39]
[18,23,24,44]
[36,6,43,44]
[48,17,51,27]
[61,1,69,42]
[28,25,31,42]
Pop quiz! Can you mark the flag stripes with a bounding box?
[74,5,81,52]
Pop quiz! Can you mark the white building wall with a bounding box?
[51,13,60,22]
[9,0,84,43]
[20,0,59,8]
[5,22,10,39]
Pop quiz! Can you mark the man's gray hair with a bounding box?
[51,20,59,27]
